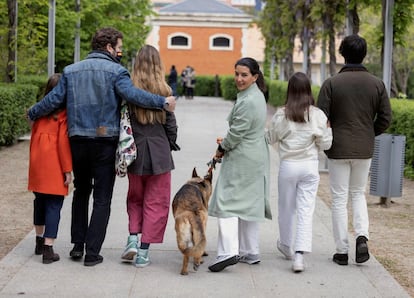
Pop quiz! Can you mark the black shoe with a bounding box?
[35,236,44,255]
[356,236,370,263]
[70,243,84,259]
[333,253,348,265]
[42,245,60,264]
[84,254,104,267]
[208,255,239,272]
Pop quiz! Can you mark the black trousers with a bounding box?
[69,137,117,256]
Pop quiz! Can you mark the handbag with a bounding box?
[115,100,137,177]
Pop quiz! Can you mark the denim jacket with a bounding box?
[28,51,166,138]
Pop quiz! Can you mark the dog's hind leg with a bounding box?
[193,255,202,271]
[181,255,190,275]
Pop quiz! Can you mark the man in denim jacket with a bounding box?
[27,27,176,266]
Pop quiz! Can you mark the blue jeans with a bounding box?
[69,137,117,256]
[33,193,64,238]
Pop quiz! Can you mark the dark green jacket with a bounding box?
[317,65,392,159]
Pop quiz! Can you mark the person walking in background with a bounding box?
[208,57,272,272]
[28,73,73,264]
[168,65,178,97]
[120,45,180,268]
[317,34,391,266]
[27,27,176,267]
[185,66,196,99]
[266,72,332,273]
[180,68,188,97]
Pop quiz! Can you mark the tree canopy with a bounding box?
[1,0,152,81]
[259,0,414,96]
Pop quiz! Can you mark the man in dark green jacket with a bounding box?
[317,34,392,267]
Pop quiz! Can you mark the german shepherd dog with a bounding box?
[172,168,213,275]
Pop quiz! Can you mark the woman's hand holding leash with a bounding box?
[207,136,224,173]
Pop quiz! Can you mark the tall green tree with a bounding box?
[1,0,49,81]
[260,0,298,80]
[1,0,153,80]
[296,0,318,80]
[311,0,346,77]
[384,0,414,96]
[6,0,17,82]
[361,1,414,96]
[54,0,153,72]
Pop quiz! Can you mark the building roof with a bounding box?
[159,0,247,15]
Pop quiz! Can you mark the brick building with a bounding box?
[146,0,259,76]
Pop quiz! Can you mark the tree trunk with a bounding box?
[328,29,337,77]
[6,0,17,83]
[349,5,360,34]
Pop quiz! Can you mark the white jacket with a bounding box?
[266,105,332,161]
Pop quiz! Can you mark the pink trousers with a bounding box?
[126,172,171,243]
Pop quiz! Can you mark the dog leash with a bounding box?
[206,156,222,173]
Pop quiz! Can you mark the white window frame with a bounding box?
[168,32,192,50]
[209,34,233,51]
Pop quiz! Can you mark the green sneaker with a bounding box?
[135,248,150,268]
[121,235,138,261]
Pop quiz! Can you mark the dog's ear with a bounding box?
[192,167,198,178]
[204,171,212,182]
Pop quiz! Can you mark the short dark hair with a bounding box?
[91,27,123,51]
[339,34,367,64]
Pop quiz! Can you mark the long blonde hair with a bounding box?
[130,45,172,124]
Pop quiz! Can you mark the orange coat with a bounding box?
[28,110,72,196]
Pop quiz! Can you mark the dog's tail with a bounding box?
[175,213,206,257]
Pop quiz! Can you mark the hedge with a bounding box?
[2,75,414,179]
[0,84,38,145]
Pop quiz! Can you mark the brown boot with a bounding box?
[35,236,44,255]
[42,245,60,264]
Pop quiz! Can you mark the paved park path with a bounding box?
[0,97,409,297]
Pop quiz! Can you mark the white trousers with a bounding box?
[328,158,371,254]
[217,217,259,256]
[278,160,319,253]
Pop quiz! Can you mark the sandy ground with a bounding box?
[0,139,413,296]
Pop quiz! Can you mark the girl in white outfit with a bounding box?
[266,72,332,273]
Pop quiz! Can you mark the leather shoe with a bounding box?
[70,243,84,259]
[333,253,348,265]
[356,236,370,263]
[84,254,103,266]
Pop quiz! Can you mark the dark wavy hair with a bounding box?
[235,57,266,95]
[285,72,314,123]
[91,27,123,52]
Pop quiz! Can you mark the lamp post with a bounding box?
[74,0,81,62]
[383,0,394,97]
[14,0,18,82]
[48,0,56,77]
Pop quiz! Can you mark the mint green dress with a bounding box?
[208,83,272,221]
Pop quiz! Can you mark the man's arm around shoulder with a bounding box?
[27,76,67,121]
[115,69,176,112]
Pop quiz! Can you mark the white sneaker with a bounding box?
[292,253,305,273]
[277,239,293,260]
[239,254,260,265]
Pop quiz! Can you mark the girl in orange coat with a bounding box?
[28,73,72,264]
